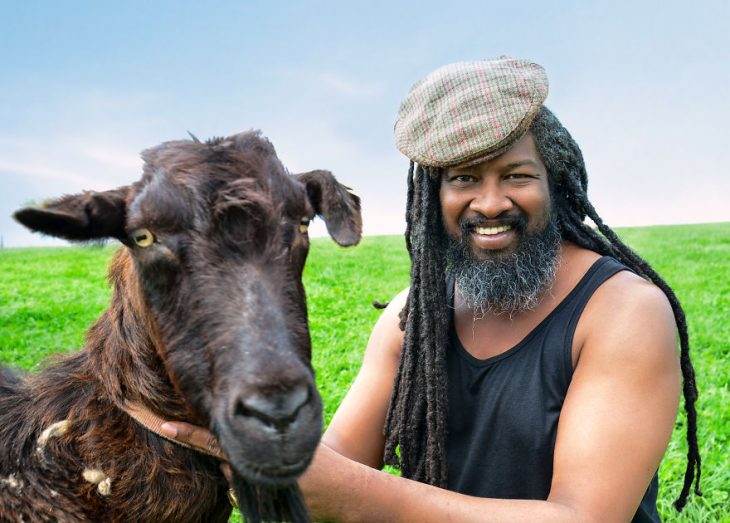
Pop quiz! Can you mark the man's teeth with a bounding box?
[474,225,511,235]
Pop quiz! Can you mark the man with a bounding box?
[165,58,701,521]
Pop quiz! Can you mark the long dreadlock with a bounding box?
[383,106,702,511]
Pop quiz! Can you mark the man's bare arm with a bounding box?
[320,288,408,468]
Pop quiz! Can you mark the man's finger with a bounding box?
[204,434,225,457]
[160,421,202,444]
[160,421,228,460]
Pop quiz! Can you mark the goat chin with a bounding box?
[231,474,310,523]
[229,457,312,487]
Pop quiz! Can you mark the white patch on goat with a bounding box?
[1,473,23,491]
[36,420,70,451]
[82,468,112,496]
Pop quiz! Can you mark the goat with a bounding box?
[1,131,362,522]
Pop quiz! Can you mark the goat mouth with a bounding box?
[231,457,312,486]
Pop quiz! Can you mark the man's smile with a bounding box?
[460,216,526,254]
[469,225,516,251]
[474,224,512,236]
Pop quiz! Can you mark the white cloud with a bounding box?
[316,72,386,98]
[273,68,386,100]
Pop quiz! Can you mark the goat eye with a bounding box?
[131,228,155,247]
[298,218,310,234]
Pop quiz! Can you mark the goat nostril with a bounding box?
[234,384,310,431]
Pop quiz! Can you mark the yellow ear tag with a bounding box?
[299,219,309,234]
[131,228,155,247]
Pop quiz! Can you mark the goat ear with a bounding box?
[13,187,129,242]
[296,170,362,247]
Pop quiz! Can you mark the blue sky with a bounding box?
[1,0,728,246]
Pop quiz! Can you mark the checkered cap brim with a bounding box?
[395,58,549,167]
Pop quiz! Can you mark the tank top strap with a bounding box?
[562,256,632,317]
[558,256,632,371]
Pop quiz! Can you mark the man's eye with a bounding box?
[450,175,475,184]
[505,173,533,181]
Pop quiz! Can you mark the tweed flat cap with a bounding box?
[395,57,548,167]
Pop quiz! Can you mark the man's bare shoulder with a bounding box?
[578,263,678,367]
[562,241,674,326]
[386,287,410,314]
[361,287,409,365]
[591,268,673,323]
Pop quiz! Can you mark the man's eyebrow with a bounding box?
[501,160,540,171]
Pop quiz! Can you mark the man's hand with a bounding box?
[160,421,227,459]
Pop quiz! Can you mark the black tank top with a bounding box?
[446,256,661,522]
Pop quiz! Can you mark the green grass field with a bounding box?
[1,223,728,521]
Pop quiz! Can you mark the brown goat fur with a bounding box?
[2,131,362,522]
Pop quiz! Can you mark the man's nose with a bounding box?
[468,184,513,218]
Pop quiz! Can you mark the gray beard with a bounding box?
[446,217,562,315]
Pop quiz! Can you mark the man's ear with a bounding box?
[296,170,362,247]
[13,187,130,242]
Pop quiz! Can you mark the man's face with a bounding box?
[440,133,561,314]
[440,133,551,261]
